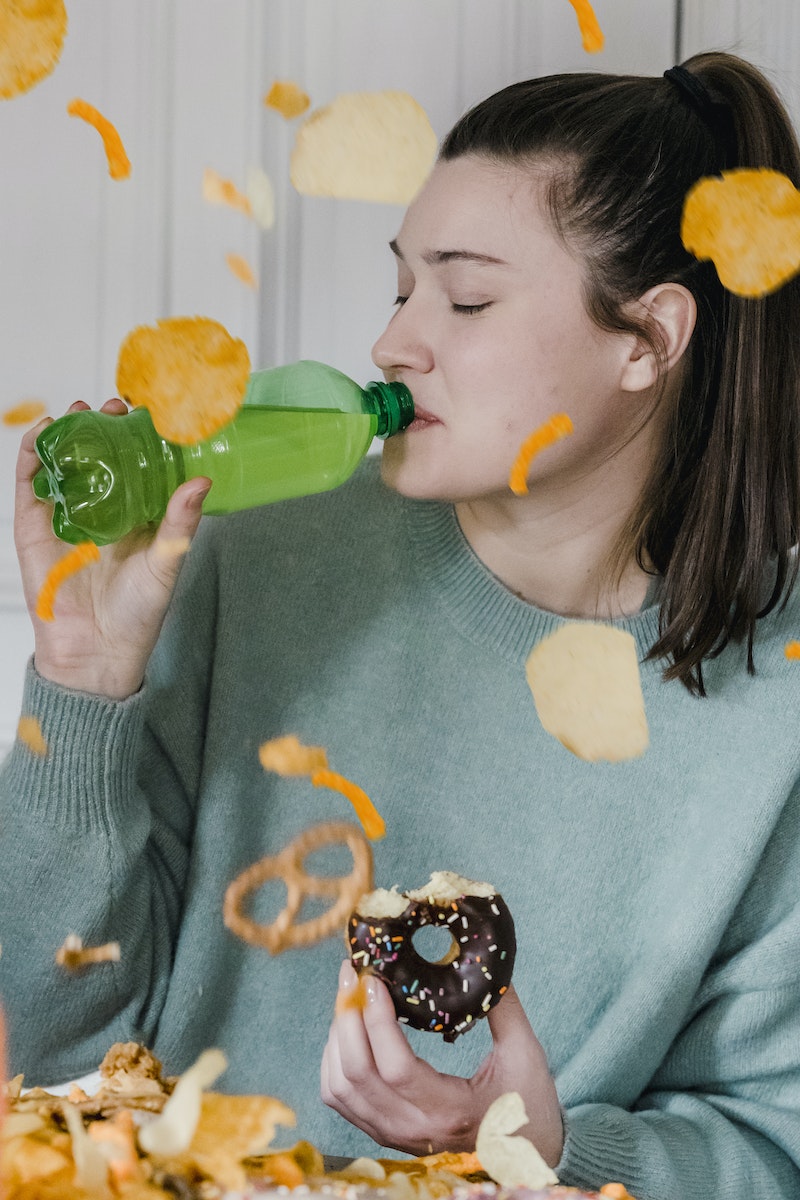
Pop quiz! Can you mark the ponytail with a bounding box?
[649,52,800,693]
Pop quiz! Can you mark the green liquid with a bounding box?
[182,407,377,513]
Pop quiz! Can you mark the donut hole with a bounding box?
[411,925,460,965]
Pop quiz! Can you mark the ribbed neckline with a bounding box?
[403,497,664,667]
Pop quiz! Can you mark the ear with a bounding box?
[620,283,697,393]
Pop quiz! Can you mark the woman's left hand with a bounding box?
[320,961,564,1164]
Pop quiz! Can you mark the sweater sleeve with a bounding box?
[557,782,800,1200]
[0,527,219,1085]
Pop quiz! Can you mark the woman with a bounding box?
[3,53,800,1199]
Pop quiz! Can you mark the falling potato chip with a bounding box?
[203,167,252,215]
[67,98,131,180]
[475,1092,559,1189]
[0,0,67,100]
[786,640,800,660]
[2,398,47,426]
[116,316,251,445]
[258,733,328,776]
[17,715,47,756]
[291,90,437,205]
[525,623,648,762]
[264,79,311,120]
[567,0,605,53]
[681,168,800,297]
[247,166,276,229]
[226,252,257,289]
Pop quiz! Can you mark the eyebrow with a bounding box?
[389,238,508,267]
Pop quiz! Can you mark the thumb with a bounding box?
[486,985,542,1061]
[147,478,211,579]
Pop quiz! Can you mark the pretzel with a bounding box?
[223,821,373,954]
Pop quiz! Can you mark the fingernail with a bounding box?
[365,977,379,1004]
[189,484,211,510]
[338,960,355,989]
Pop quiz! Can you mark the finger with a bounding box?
[99,397,128,414]
[146,478,211,582]
[324,1015,426,1148]
[486,984,543,1066]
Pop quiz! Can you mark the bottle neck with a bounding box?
[362,380,415,438]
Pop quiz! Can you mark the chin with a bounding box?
[379,451,448,500]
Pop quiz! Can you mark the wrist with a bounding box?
[33,651,144,701]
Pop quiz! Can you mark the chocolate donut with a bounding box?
[347,871,516,1041]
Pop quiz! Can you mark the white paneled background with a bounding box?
[0,0,798,756]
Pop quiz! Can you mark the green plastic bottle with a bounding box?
[32,360,414,546]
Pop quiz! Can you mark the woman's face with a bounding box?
[374,154,646,505]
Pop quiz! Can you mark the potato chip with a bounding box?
[86,1107,141,1187]
[17,715,47,756]
[2,399,47,426]
[55,934,120,970]
[138,1048,227,1157]
[567,0,605,53]
[0,0,67,100]
[475,1091,558,1189]
[509,413,573,495]
[600,1185,638,1200]
[681,168,800,297]
[202,167,252,215]
[116,316,250,445]
[264,79,311,120]
[291,90,437,205]
[525,623,649,762]
[60,1099,110,1192]
[786,640,800,660]
[258,733,328,776]
[226,252,257,289]
[170,1092,296,1191]
[67,98,131,180]
[312,768,385,840]
[247,166,276,229]
[35,541,100,622]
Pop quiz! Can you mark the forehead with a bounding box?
[395,154,568,267]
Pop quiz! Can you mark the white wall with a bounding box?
[3,0,790,757]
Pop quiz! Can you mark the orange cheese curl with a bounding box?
[509,414,574,495]
[567,0,605,53]
[2,399,47,426]
[67,98,131,180]
[35,542,100,622]
[311,769,385,841]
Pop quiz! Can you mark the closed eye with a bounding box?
[452,302,491,315]
[393,295,408,307]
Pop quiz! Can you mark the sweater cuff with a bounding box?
[557,1104,639,1192]
[2,657,147,833]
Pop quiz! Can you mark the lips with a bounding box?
[407,404,439,430]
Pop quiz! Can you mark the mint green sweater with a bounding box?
[2,458,800,1200]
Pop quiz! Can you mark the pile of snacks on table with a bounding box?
[1,1043,634,1199]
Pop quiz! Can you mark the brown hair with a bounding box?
[440,52,800,695]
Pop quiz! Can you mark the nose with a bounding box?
[371,300,434,376]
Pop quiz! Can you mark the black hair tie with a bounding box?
[664,65,737,165]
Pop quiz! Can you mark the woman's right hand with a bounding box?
[15,398,211,700]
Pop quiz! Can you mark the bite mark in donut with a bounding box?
[347,871,516,1042]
